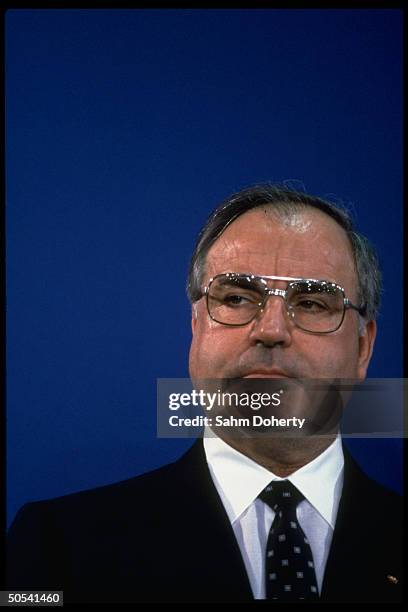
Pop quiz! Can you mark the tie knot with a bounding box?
[259,480,304,511]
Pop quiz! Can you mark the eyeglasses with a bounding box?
[202,273,366,334]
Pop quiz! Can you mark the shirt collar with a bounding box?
[203,429,344,529]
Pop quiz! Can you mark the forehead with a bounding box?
[205,207,357,290]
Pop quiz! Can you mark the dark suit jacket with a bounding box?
[7,440,403,603]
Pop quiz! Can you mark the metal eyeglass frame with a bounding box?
[202,272,367,334]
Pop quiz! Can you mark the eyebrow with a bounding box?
[214,274,341,291]
[290,280,337,291]
[216,276,266,290]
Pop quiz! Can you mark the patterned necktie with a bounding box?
[258,480,319,601]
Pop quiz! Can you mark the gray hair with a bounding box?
[186,184,381,321]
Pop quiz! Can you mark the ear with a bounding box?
[357,319,377,379]
[191,304,198,334]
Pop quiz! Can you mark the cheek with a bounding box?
[189,320,243,378]
[298,331,360,377]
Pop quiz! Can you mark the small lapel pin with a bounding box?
[386,575,398,584]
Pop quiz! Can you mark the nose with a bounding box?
[248,293,293,348]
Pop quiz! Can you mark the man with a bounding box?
[7,184,402,602]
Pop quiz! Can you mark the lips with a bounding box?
[243,369,290,378]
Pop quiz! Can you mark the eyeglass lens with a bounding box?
[207,275,345,333]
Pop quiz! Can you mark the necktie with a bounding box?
[259,480,319,601]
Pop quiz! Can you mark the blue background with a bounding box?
[6,9,403,527]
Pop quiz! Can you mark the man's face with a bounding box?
[189,207,376,384]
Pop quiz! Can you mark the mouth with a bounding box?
[242,370,290,379]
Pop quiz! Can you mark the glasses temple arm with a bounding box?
[344,298,367,317]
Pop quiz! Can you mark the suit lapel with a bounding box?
[169,440,254,601]
[320,448,401,602]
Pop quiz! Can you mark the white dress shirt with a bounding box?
[203,431,344,599]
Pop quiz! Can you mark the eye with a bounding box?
[223,294,252,306]
[295,299,328,312]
